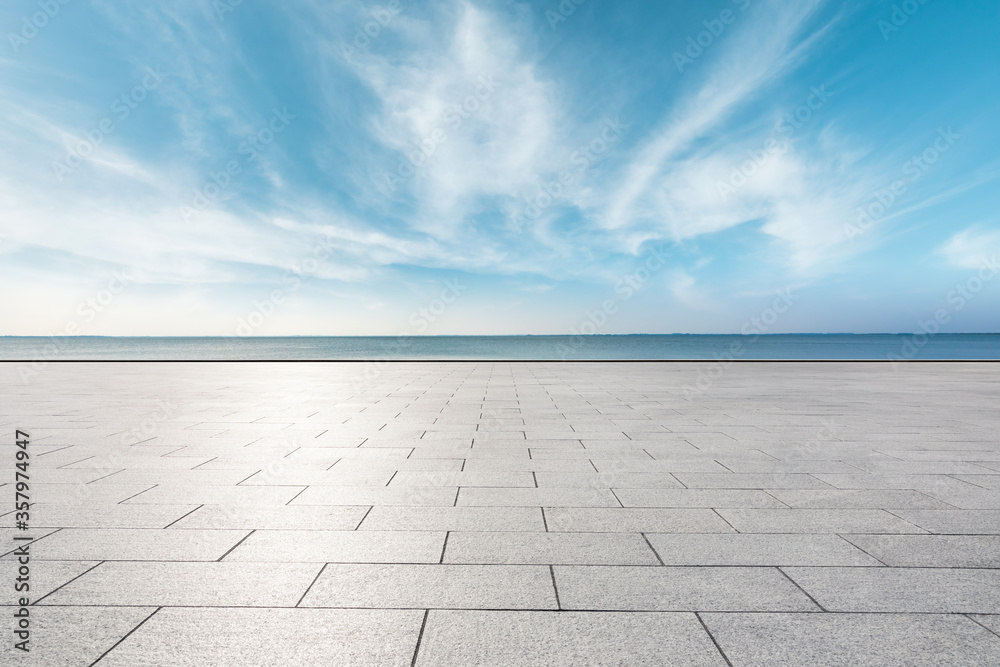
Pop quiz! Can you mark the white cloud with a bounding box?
[347,1,560,236]
[939,227,1000,270]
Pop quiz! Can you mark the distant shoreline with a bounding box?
[2,334,999,362]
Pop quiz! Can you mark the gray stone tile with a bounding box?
[99,608,423,667]
[784,567,1000,613]
[878,449,1000,461]
[27,528,250,561]
[0,606,157,666]
[711,460,861,474]
[29,468,122,484]
[290,485,458,506]
[457,487,620,507]
[359,506,544,532]
[529,449,649,460]
[17,503,200,528]
[555,566,818,611]
[889,509,1000,534]
[717,509,924,534]
[919,486,1000,509]
[289,447,413,461]
[444,531,659,565]
[811,473,981,491]
[123,484,303,506]
[614,489,787,508]
[417,610,726,666]
[646,534,882,566]
[241,469,394,486]
[26,483,159,505]
[545,508,735,533]
[169,504,369,530]
[588,459,725,472]
[91,469,256,486]
[461,458,596,472]
[387,471,535,487]
[952,474,1000,489]
[62,455,213,470]
[854,461,997,475]
[0,559,99,599]
[767,489,951,509]
[645,447,774,461]
[842,534,1000,567]
[534,472,685,488]
[970,614,1000,636]
[40,561,322,606]
[301,564,556,609]
[332,458,465,472]
[672,473,834,489]
[702,612,1000,666]
[223,529,445,563]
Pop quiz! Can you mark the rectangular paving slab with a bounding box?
[702,612,1000,666]
[221,529,445,563]
[716,508,925,533]
[544,508,735,533]
[443,531,660,565]
[554,565,819,611]
[300,563,557,609]
[39,561,323,607]
[841,534,1000,567]
[168,504,371,530]
[416,610,727,666]
[645,533,883,566]
[27,528,251,561]
[0,606,157,666]
[98,608,424,667]
[888,509,1000,534]
[783,566,1000,613]
[612,488,786,508]
[358,506,545,532]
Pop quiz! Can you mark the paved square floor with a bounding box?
[2,361,1000,665]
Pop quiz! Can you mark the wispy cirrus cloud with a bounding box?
[939,226,1000,270]
[602,0,831,230]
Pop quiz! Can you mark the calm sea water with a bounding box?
[1,334,999,360]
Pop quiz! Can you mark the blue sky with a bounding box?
[1,0,998,335]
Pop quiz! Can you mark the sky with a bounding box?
[1,0,999,336]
